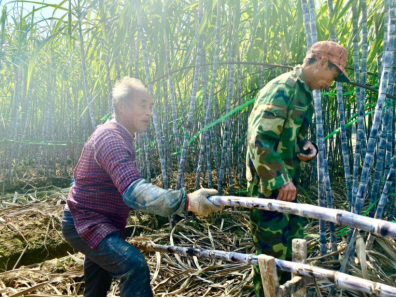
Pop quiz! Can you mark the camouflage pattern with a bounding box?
[246,66,313,296]
[249,183,306,296]
[246,65,314,197]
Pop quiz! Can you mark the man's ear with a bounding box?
[318,57,329,70]
[115,101,126,115]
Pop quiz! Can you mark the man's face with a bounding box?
[309,59,340,90]
[118,89,153,133]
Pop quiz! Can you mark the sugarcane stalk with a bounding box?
[131,240,396,297]
[7,65,22,180]
[136,2,168,188]
[369,107,390,217]
[164,37,180,162]
[301,0,312,48]
[163,4,181,160]
[105,55,113,114]
[134,35,140,78]
[326,0,341,257]
[207,196,396,238]
[359,0,368,156]
[176,0,203,189]
[351,0,363,209]
[0,7,6,71]
[327,0,353,213]
[354,3,395,215]
[195,54,209,190]
[367,154,396,248]
[259,2,268,89]
[305,0,330,256]
[77,11,96,131]
[15,82,34,167]
[312,91,328,256]
[218,5,237,195]
[236,45,243,188]
[383,89,394,184]
[375,157,396,221]
[337,43,393,266]
[162,78,171,188]
[387,193,396,220]
[204,0,222,188]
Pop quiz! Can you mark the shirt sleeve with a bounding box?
[247,84,293,191]
[122,178,188,217]
[297,104,317,162]
[93,129,142,194]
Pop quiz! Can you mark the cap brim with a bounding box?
[334,67,350,83]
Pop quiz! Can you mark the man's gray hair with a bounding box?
[112,77,148,115]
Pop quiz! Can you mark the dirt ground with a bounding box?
[1,180,395,297]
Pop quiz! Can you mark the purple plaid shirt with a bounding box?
[66,121,141,249]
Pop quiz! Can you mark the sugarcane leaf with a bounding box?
[26,32,58,93]
[355,233,368,279]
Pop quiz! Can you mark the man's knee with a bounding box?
[125,251,149,276]
[113,243,150,279]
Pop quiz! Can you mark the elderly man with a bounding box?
[62,77,221,297]
[246,41,350,296]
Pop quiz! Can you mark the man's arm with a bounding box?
[297,113,318,162]
[122,179,188,217]
[94,129,221,217]
[122,180,222,218]
[248,86,293,193]
[93,129,142,194]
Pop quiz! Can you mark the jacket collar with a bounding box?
[293,65,312,95]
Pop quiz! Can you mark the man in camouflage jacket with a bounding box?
[246,41,350,296]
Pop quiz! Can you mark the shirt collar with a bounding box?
[293,65,312,95]
[108,119,136,141]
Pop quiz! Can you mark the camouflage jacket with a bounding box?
[246,66,314,196]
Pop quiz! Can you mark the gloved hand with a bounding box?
[187,188,222,217]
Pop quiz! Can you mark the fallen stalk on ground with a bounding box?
[131,240,396,297]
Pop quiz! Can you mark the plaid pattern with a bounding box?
[66,121,142,249]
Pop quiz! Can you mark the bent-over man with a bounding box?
[246,41,350,296]
[62,78,222,297]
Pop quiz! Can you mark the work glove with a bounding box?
[187,188,223,217]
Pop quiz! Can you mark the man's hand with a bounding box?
[188,188,223,217]
[277,182,296,201]
[297,141,317,162]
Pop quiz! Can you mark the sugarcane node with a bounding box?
[374,284,381,292]
[187,247,197,255]
[267,202,273,211]
[379,222,391,237]
[335,211,343,224]
[230,254,239,262]
[333,271,340,285]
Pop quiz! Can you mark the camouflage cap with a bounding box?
[306,41,350,83]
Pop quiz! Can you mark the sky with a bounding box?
[0,0,67,20]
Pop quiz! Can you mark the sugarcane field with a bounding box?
[1,0,396,296]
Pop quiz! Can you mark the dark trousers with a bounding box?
[62,209,153,297]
